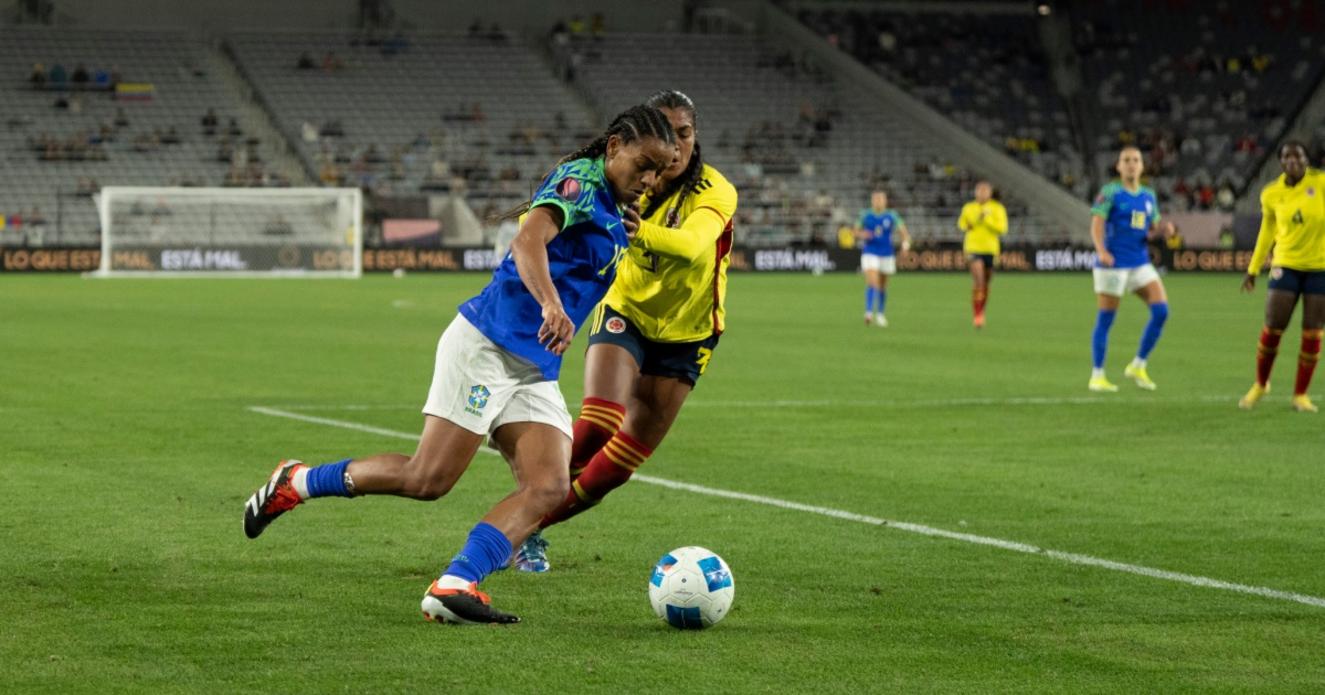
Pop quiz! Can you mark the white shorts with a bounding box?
[1093,264,1161,297]
[422,314,572,439]
[861,253,896,275]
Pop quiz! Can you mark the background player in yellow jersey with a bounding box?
[958,181,1008,328]
[510,90,738,571]
[1238,141,1325,412]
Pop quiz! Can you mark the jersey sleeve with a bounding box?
[529,162,605,231]
[1147,190,1162,225]
[857,209,869,228]
[957,203,972,231]
[634,179,736,262]
[890,211,906,227]
[1090,184,1115,219]
[1248,185,1277,274]
[989,202,1009,235]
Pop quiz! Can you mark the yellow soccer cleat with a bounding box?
[1123,363,1157,390]
[1088,376,1119,393]
[1238,382,1269,410]
[1291,394,1318,413]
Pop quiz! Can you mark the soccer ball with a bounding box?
[648,546,734,629]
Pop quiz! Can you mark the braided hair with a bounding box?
[499,104,676,222]
[642,90,706,224]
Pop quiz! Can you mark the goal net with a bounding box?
[93,187,362,277]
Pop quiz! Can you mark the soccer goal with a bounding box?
[92,187,363,277]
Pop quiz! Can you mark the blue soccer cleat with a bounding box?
[512,531,551,573]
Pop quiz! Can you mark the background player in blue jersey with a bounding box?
[1088,146,1176,392]
[241,106,676,624]
[855,189,911,327]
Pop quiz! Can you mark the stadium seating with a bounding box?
[0,27,264,246]
[798,2,1325,212]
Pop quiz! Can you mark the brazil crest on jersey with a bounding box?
[859,209,903,257]
[1091,181,1160,268]
[459,157,627,380]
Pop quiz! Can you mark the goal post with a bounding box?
[92,187,363,277]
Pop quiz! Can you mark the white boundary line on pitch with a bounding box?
[245,405,1325,610]
[253,393,1236,412]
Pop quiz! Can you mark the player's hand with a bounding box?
[1241,274,1256,293]
[622,205,641,239]
[901,240,912,253]
[537,302,574,356]
[1097,250,1115,267]
[1159,221,1176,238]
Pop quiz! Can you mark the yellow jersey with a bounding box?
[605,163,738,343]
[1250,169,1325,273]
[958,200,1009,255]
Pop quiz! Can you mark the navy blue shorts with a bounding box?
[969,254,996,269]
[1268,267,1325,296]
[587,304,720,387]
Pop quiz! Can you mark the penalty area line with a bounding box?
[245,405,1325,610]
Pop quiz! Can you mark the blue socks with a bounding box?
[443,522,512,584]
[1092,309,1117,369]
[865,286,877,313]
[305,459,353,498]
[1138,302,1169,360]
[876,289,887,315]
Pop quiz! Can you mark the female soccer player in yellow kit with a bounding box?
[1239,141,1325,412]
[958,181,1008,328]
[509,90,738,571]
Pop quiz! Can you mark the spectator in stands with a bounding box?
[48,63,67,86]
[93,67,111,89]
[29,63,46,88]
[161,126,181,145]
[468,19,484,38]
[71,63,89,85]
[321,52,344,73]
[297,52,315,70]
[76,177,99,196]
[201,108,219,135]
[53,93,69,110]
[568,15,586,36]
[590,12,606,39]
[114,107,129,128]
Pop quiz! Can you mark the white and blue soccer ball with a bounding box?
[648,546,734,629]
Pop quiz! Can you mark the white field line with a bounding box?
[245,405,1325,610]
[255,393,1235,412]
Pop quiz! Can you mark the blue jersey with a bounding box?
[459,157,627,380]
[859,209,903,257]
[1091,182,1160,268]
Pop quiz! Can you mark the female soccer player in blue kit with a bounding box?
[241,105,677,624]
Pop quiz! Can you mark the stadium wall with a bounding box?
[42,0,681,33]
[1,245,1260,274]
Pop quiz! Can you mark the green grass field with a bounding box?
[4,272,1324,693]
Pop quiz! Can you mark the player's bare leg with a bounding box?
[1124,280,1169,390]
[244,415,482,539]
[1242,289,1298,409]
[422,422,569,624]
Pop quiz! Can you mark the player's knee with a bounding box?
[525,474,570,514]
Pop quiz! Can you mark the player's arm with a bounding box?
[510,205,573,355]
[1090,214,1114,267]
[897,223,912,252]
[957,204,972,232]
[633,208,726,261]
[1243,204,1276,292]
[989,204,1009,236]
[633,186,737,261]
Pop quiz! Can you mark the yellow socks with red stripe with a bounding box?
[1256,326,1284,387]
[1294,329,1322,395]
[570,398,625,478]
[539,431,653,528]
